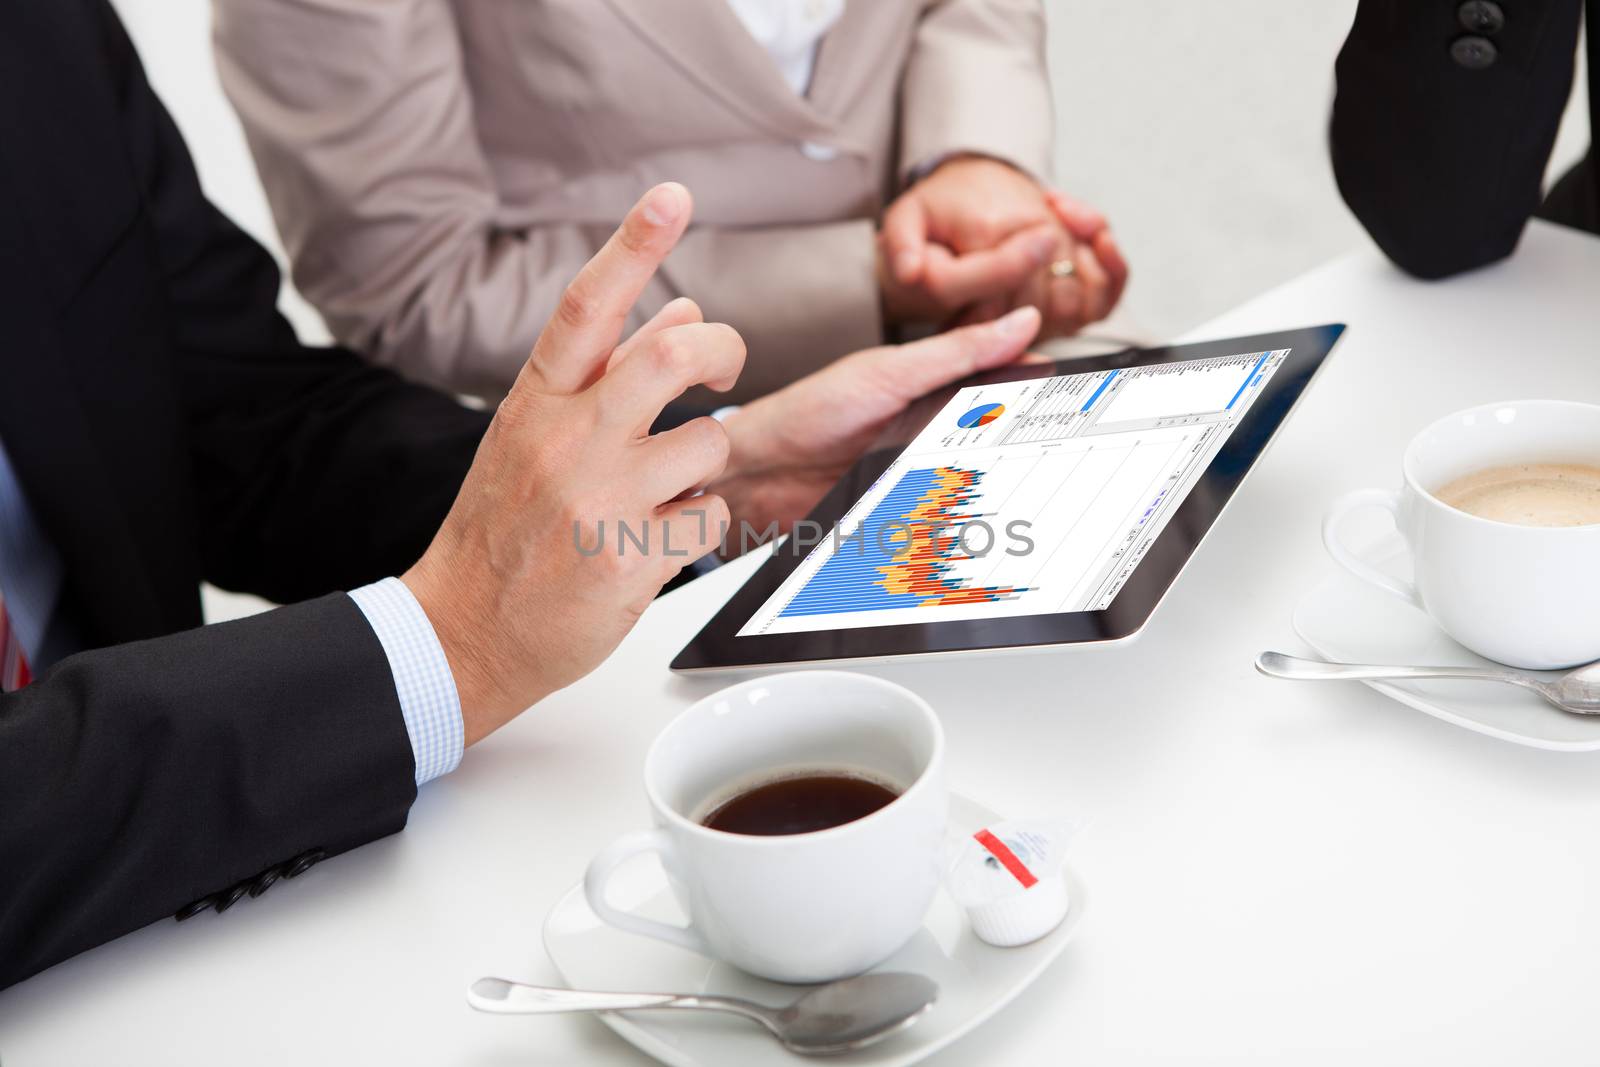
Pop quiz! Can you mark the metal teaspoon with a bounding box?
[1256,651,1600,714]
[467,971,939,1056]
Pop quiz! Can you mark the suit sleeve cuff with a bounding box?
[347,578,464,786]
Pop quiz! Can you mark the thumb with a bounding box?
[880,194,929,285]
[874,305,1040,400]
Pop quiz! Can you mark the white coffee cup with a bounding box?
[1323,399,1600,670]
[584,671,947,984]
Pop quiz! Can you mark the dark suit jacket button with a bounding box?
[1450,35,1498,69]
[249,866,282,898]
[175,895,219,922]
[285,848,328,879]
[213,882,251,914]
[1457,0,1505,34]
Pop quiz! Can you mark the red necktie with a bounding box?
[0,585,31,691]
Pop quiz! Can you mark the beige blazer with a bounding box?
[214,0,1054,401]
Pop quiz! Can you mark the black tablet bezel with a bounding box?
[671,324,1345,672]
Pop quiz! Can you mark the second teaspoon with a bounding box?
[1255,651,1600,715]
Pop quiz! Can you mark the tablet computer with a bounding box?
[671,324,1344,673]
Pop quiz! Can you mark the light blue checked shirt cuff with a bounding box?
[348,578,464,786]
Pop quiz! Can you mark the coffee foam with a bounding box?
[1434,462,1600,527]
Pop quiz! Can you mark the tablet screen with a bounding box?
[738,348,1289,636]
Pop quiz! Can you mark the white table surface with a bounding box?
[4,221,1599,1065]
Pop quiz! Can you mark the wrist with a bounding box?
[908,150,1017,189]
[401,562,538,747]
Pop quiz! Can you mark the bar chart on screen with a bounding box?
[738,348,1290,636]
[775,465,1032,619]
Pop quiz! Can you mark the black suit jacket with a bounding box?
[0,2,495,989]
[1330,0,1597,278]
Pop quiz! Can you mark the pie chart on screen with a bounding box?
[957,402,1005,429]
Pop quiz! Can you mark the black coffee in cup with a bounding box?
[701,773,899,836]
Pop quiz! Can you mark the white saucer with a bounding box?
[1293,534,1600,751]
[541,792,1088,1067]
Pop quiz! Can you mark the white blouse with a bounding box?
[724,0,848,95]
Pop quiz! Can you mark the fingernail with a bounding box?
[642,183,687,226]
[996,305,1040,338]
[894,250,920,281]
[1028,232,1058,264]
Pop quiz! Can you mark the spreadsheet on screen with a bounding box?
[738,349,1287,636]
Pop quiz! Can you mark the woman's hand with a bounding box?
[711,306,1041,545]
[879,157,1127,338]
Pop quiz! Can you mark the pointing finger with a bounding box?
[521,183,691,396]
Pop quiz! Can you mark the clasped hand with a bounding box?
[878,156,1127,340]
[403,184,1040,745]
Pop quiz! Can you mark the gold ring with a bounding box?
[1049,258,1077,279]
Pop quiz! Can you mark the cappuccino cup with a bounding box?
[583,671,947,983]
[1323,400,1600,670]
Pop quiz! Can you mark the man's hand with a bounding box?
[400,185,1045,746]
[710,305,1041,543]
[880,156,1127,338]
[402,183,743,745]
